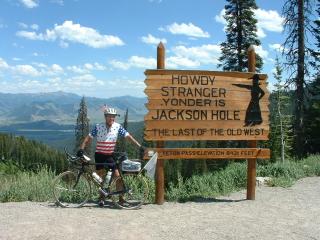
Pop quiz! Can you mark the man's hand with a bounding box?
[77,149,84,157]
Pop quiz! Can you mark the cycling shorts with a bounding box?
[94,153,117,171]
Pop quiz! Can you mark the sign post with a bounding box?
[247,45,257,200]
[144,43,269,204]
[155,42,165,205]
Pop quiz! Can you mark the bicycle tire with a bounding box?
[52,171,91,208]
[110,174,149,210]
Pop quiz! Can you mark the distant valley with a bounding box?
[0,92,146,150]
[0,91,147,126]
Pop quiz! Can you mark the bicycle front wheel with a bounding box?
[110,174,149,210]
[52,171,91,208]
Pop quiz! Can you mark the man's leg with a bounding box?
[114,169,125,203]
[96,168,106,206]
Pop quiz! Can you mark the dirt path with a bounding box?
[1,177,319,240]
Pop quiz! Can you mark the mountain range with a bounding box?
[0,91,147,126]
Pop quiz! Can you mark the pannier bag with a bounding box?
[121,159,141,172]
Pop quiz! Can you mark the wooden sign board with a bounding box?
[144,69,269,141]
[145,148,270,160]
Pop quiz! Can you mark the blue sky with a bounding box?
[0,0,288,98]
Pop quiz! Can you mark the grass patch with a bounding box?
[0,155,319,203]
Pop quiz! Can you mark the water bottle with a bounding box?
[92,172,102,184]
[105,170,112,184]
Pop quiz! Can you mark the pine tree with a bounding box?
[269,57,293,161]
[310,0,320,71]
[304,0,320,154]
[117,108,128,153]
[218,0,263,72]
[281,0,318,158]
[74,97,90,155]
[305,76,320,153]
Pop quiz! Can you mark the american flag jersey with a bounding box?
[89,123,129,155]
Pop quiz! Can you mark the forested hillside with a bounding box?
[0,133,67,173]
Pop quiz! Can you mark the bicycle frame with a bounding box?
[69,154,134,198]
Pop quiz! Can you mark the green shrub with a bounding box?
[1,155,319,203]
[166,162,247,202]
[0,166,55,202]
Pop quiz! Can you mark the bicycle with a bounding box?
[52,148,149,209]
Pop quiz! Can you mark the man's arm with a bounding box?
[80,135,92,150]
[125,134,141,148]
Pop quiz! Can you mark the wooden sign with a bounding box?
[144,69,269,141]
[145,148,270,160]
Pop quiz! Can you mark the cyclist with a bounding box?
[77,106,143,207]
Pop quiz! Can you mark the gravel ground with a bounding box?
[1,177,319,240]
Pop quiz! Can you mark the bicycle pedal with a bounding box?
[98,200,105,207]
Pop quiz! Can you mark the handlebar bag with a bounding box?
[121,159,141,172]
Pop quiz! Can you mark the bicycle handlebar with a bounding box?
[64,147,132,166]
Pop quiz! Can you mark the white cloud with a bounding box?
[110,44,221,70]
[253,45,270,62]
[85,62,106,71]
[16,20,125,48]
[67,65,89,74]
[15,64,40,77]
[166,56,200,68]
[67,74,104,88]
[269,43,285,52]
[67,63,106,73]
[109,60,130,70]
[49,64,64,75]
[215,8,284,38]
[128,56,156,69]
[0,58,9,70]
[215,9,226,25]
[20,0,38,8]
[162,22,210,38]
[172,44,221,65]
[141,34,167,45]
[30,24,39,30]
[18,22,29,29]
[110,56,156,70]
[254,9,284,33]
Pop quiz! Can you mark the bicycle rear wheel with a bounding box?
[110,174,149,210]
[52,171,91,208]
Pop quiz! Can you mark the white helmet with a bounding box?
[104,107,119,116]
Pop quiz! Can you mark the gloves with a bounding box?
[77,149,84,157]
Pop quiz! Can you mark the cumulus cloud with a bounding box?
[161,22,210,38]
[171,44,221,65]
[20,0,38,8]
[14,64,41,77]
[254,45,269,59]
[0,57,145,97]
[109,60,130,70]
[16,20,125,48]
[141,34,167,45]
[254,9,284,38]
[269,43,285,52]
[0,58,9,70]
[166,56,200,68]
[215,9,226,25]
[110,44,221,70]
[215,8,284,38]
[110,56,156,70]
[67,63,106,73]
